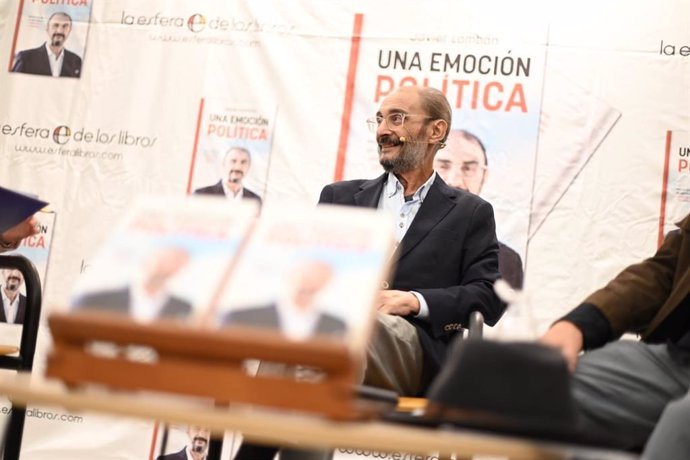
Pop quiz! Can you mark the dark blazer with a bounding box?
[498,241,524,289]
[0,293,26,324]
[72,287,192,320]
[11,43,82,78]
[156,447,187,460]
[194,180,262,206]
[319,173,504,392]
[223,304,346,337]
[584,214,690,342]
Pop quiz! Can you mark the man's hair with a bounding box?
[417,87,452,144]
[223,146,251,164]
[455,129,488,167]
[47,12,72,26]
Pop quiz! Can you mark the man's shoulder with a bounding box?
[16,45,45,58]
[242,187,262,201]
[64,48,82,64]
[73,287,129,308]
[156,448,186,460]
[194,181,224,195]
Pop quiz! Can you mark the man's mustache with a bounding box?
[377,134,405,148]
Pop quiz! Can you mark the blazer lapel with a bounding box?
[353,173,387,209]
[395,176,455,262]
[39,45,52,76]
[15,296,26,325]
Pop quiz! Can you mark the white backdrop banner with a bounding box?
[0,0,689,458]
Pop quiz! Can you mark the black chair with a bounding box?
[0,255,43,460]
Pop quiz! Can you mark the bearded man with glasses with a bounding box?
[233,85,505,460]
[318,85,505,396]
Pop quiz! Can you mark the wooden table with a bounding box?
[0,373,637,460]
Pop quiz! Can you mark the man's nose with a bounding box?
[376,119,392,137]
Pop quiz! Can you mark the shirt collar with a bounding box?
[384,171,436,202]
[221,181,243,199]
[45,42,63,59]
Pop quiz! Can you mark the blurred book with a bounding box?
[0,185,48,235]
[215,203,396,351]
[69,196,258,323]
[67,195,396,355]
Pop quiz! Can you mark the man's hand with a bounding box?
[0,216,39,246]
[539,321,584,373]
[376,290,420,316]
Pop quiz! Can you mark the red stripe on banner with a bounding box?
[186,98,206,194]
[148,421,159,460]
[333,13,364,182]
[658,130,673,248]
[8,0,25,72]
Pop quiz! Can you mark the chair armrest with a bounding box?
[467,311,484,340]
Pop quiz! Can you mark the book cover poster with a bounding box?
[343,7,548,270]
[4,209,56,293]
[69,196,258,323]
[215,204,395,349]
[187,98,277,205]
[659,130,690,242]
[8,0,92,78]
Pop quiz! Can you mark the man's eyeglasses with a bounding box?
[366,113,433,133]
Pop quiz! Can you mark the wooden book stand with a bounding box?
[46,312,364,420]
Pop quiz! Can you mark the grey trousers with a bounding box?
[572,341,690,456]
[363,313,424,396]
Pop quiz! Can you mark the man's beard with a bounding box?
[228,170,244,184]
[191,437,208,453]
[50,34,65,47]
[378,134,426,174]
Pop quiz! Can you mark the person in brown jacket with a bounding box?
[540,214,690,459]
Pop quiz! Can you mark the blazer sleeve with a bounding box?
[11,52,26,72]
[415,199,505,330]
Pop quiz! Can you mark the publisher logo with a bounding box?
[659,40,690,57]
[1,122,157,148]
[187,14,206,33]
[52,125,71,145]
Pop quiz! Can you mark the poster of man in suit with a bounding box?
[0,269,27,325]
[156,425,211,460]
[194,147,263,205]
[8,1,93,78]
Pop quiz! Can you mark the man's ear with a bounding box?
[428,119,448,145]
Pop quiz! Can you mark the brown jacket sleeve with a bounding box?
[583,216,689,339]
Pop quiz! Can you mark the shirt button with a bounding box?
[398,223,404,228]
[381,281,390,289]
[400,213,405,218]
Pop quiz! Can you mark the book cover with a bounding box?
[8,0,93,78]
[68,196,258,323]
[658,130,690,246]
[186,98,278,205]
[214,204,395,350]
[3,209,56,294]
